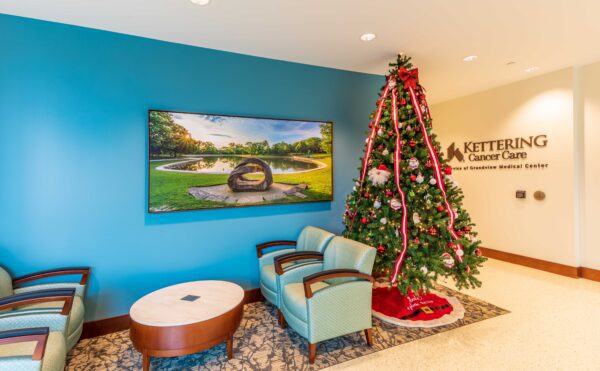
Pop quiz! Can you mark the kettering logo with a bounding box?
[447,135,548,162]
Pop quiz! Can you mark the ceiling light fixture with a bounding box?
[463,55,478,62]
[190,0,210,5]
[525,66,540,73]
[360,33,376,42]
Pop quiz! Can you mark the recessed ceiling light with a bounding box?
[463,55,478,62]
[525,66,540,73]
[360,33,376,42]
[190,0,210,5]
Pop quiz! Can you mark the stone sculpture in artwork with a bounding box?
[227,158,273,192]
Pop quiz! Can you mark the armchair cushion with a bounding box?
[0,330,66,371]
[0,268,12,299]
[282,282,329,322]
[21,296,84,351]
[296,226,335,253]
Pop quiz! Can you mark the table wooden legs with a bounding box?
[226,334,234,359]
[142,352,150,371]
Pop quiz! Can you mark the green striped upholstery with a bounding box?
[0,267,13,299]
[14,283,86,299]
[280,237,376,345]
[0,331,66,371]
[21,296,84,350]
[258,226,334,308]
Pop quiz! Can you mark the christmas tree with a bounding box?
[343,55,486,295]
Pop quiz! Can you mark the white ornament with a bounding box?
[388,79,397,88]
[365,138,369,143]
[368,167,391,187]
[373,200,382,209]
[420,266,429,274]
[408,157,419,170]
[382,149,389,156]
[380,217,388,225]
[416,173,425,184]
[395,229,399,238]
[406,125,412,131]
[377,128,384,137]
[412,212,421,224]
[429,177,437,185]
[353,186,357,192]
[390,198,402,211]
[456,249,464,257]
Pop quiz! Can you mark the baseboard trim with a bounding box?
[81,287,264,340]
[578,267,600,282]
[480,247,600,282]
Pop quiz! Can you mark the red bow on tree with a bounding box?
[398,67,419,89]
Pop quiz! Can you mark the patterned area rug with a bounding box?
[67,286,508,370]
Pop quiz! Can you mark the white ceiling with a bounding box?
[2,0,600,103]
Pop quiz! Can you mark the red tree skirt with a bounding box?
[372,286,464,327]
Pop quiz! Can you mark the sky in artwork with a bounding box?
[169,112,327,148]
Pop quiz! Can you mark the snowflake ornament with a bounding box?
[416,173,425,184]
[373,200,382,209]
[382,149,389,156]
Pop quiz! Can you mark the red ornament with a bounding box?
[447,242,455,249]
[378,144,384,151]
[369,122,374,128]
[474,248,482,257]
[426,161,432,168]
[444,166,452,175]
[410,175,417,182]
[399,98,407,105]
[437,205,445,212]
[414,126,421,132]
[378,164,390,171]
[463,226,471,232]
[364,192,371,198]
[457,231,464,237]
[465,265,471,273]
[428,227,438,236]
[386,190,393,197]
[409,140,417,148]
[388,131,394,138]
[377,245,386,253]
[414,238,420,244]
[360,217,368,225]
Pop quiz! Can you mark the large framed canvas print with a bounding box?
[148,110,333,213]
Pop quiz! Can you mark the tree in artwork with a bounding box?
[342,55,486,295]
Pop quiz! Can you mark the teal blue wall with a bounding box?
[0,14,382,321]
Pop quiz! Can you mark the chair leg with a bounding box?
[278,309,287,328]
[364,328,373,347]
[308,342,317,364]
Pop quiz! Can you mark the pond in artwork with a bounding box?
[163,155,320,174]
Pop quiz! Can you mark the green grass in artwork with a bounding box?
[149,156,332,212]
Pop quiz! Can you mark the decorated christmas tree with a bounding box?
[343,55,486,298]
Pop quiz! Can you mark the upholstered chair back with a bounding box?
[296,226,335,253]
[0,266,13,298]
[323,237,376,284]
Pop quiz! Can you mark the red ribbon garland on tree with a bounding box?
[397,68,465,269]
[390,87,409,283]
[348,78,393,232]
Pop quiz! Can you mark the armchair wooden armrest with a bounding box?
[256,240,297,258]
[0,327,49,361]
[274,251,324,275]
[0,288,76,315]
[12,267,90,286]
[303,269,374,298]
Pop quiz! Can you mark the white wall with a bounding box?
[583,62,600,269]
[431,69,577,266]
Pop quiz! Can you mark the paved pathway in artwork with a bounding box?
[188,183,308,204]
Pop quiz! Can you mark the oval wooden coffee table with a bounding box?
[129,280,244,371]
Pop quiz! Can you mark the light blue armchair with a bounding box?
[275,236,376,363]
[256,226,335,324]
[0,266,89,350]
[0,288,76,370]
